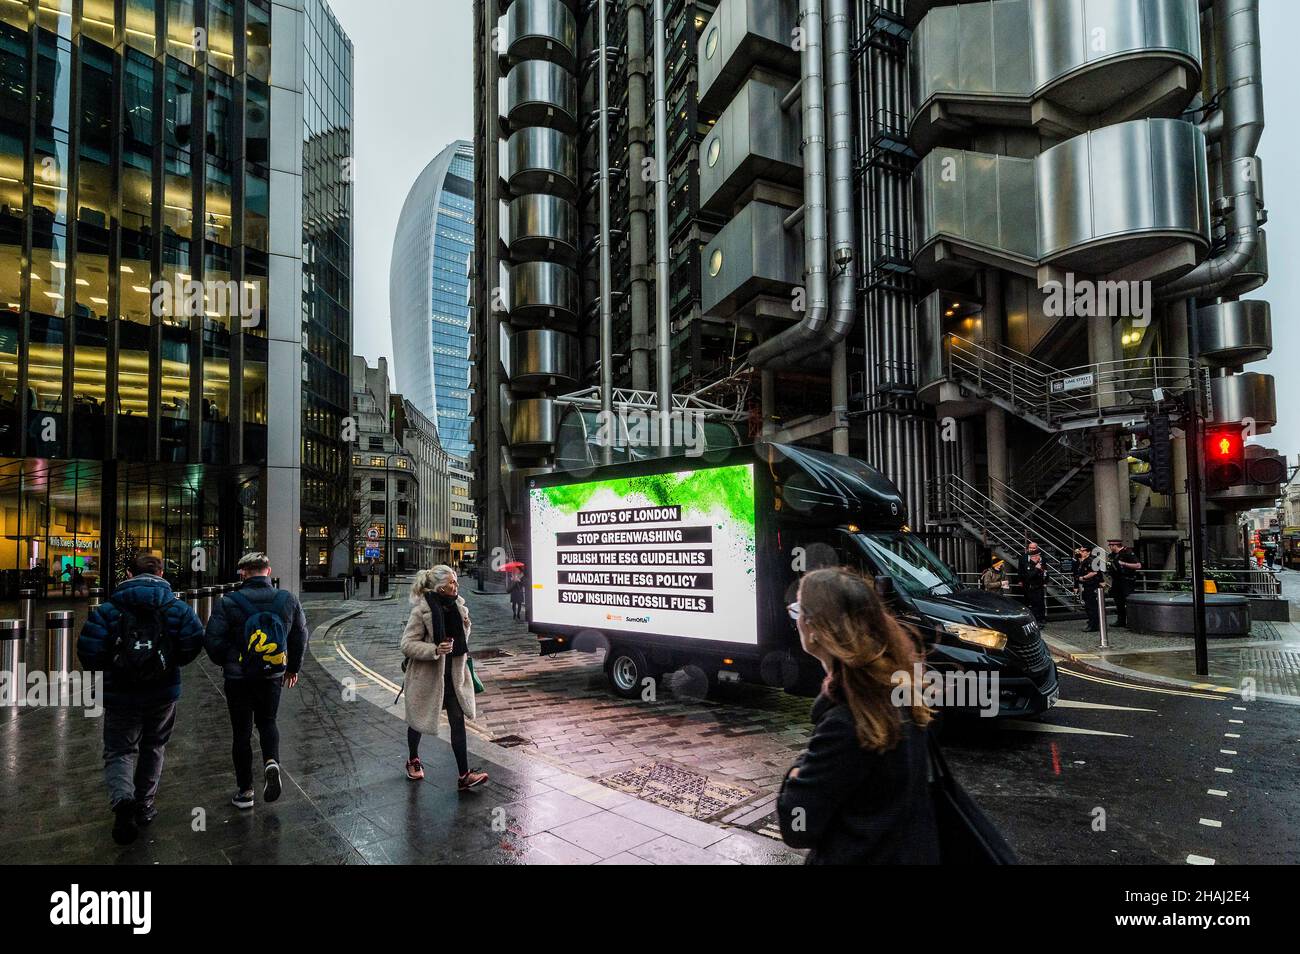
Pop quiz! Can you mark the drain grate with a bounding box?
[600,761,756,820]
[491,734,533,748]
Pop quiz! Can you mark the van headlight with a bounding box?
[942,622,1008,651]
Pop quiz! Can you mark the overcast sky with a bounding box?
[330,0,1297,460]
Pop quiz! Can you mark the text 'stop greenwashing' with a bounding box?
[539,464,755,531]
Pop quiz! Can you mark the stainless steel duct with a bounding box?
[1160,0,1264,299]
[598,0,613,464]
[746,0,833,369]
[653,0,672,452]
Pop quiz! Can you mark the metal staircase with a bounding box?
[928,474,1099,615]
[1015,434,1094,509]
[944,334,1196,433]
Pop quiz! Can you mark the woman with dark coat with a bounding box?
[777,567,940,864]
[400,565,488,790]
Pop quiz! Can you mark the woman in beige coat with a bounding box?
[400,565,487,790]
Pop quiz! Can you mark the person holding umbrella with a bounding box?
[503,561,526,621]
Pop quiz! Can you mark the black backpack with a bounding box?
[110,603,175,684]
[226,589,292,678]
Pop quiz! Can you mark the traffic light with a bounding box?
[1129,413,1174,495]
[1205,426,1245,492]
[1246,452,1287,486]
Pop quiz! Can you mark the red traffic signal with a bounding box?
[1205,426,1245,492]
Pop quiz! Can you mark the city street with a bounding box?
[318,585,1300,865]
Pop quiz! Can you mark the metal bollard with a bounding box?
[201,587,216,624]
[88,587,103,609]
[1097,588,1109,650]
[0,619,23,698]
[45,611,74,679]
[18,589,34,631]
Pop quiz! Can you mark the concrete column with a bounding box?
[832,339,849,455]
[627,0,651,390]
[1164,300,1191,535]
[1088,310,1121,545]
[982,269,1008,505]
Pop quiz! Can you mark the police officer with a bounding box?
[1074,546,1104,631]
[1022,551,1048,625]
[1106,539,1141,628]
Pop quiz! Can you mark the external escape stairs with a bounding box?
[928,335,1195,615]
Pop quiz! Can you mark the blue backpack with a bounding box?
[225,589,292,678]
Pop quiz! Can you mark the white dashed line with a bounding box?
[1232,706,1247,711]
[1214,767,1234,774]
[1229,719,1244,724]
[1199,818,1223,828]
[1187,854,1216,865]
[1220,749,1237,756]
[1225,733,1241,738]
[1207,789,1228,797]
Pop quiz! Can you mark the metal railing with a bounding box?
[1130,568,1282,600]
[944,334,1197,432]
[1015,434,1093,503]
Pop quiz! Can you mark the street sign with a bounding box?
[364,546,381,559]
[1049,372,1094,394]
[367,528,379,540]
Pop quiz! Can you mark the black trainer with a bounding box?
[112,800,139,845]
[135,803,158,826]
[264,760,282,803]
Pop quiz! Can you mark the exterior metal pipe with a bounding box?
[653,0,672,453]
[1160,0,1264,300]
[627,0,651,391]
[598,0,613,464]
[746,0,830,369]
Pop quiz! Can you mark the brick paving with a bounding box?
[324,582,816,812]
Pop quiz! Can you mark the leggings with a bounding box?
[408,660,468,775]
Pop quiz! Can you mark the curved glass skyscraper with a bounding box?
[390,140,474,460]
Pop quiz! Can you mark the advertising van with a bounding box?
[527,443,1058,717]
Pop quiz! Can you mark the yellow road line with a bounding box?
[334,641,402,694]
[1058,666,1233,700]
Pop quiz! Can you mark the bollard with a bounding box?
[88,586,103,609]
[45,611,74,679]
[18,589,34,632]
[201,586,216,624]
[0,619,23,699]
[1097,587,1109,650]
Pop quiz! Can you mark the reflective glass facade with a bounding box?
[300,0,353,574]
[390,140,473,461]
[0,0,323,592]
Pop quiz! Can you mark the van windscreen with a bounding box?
[855,532,961,598]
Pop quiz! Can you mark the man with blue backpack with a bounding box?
[204,552,308,810]
[77,554,205,845]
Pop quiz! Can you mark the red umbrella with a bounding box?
[501,561,525,572]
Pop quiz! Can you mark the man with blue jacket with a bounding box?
[204,552,308,810]
[77,554,205,845]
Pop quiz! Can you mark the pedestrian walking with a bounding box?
[77,554,205,845]
[400,565,488,790]
[1021,551,1047,625]
[980,559,1008,593]
[1106,539,1141,628]
[204,552,308,811]
[508,570,525,620]
[1073,546,1104,631]
[777,567,940,864]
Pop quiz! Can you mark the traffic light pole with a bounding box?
[1183,391,1209,676]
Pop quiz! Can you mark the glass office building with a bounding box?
[0,0,342,594]
[390,140,474,460]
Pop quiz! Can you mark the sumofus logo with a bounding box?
[49,884,151,934]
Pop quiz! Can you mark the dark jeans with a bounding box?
[103,701,177,809]
[225,678,282,791]
[406,660,469,775]
[1113,583,1130,626]
[1026,589,1046,625]
[1082,586,1101,629]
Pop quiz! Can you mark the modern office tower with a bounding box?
[391,140,475,460]
[470,0,733,553]
[0,0,350,595]
[692,0,1277,596]
[392,394,453,568]
[300,0,355,577]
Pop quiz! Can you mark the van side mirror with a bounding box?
[874,575,896,600]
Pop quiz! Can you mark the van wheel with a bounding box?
[781,651,823,696]
[605,647,651,699]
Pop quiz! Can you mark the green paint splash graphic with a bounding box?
[540,464,755,530]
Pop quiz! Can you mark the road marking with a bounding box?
[1058,667,1228,700]
[1187,854,1216,865]
[1232,706,1247,711]
[1214,767,1234,774]
[1225,732,1240,738]
[999,721,1131,738]
[334,641,402,694]
[1199,818,1223,829]
[1207,789,1228,797]
[1220,749,1237,755]
[1054,699,1156,713]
